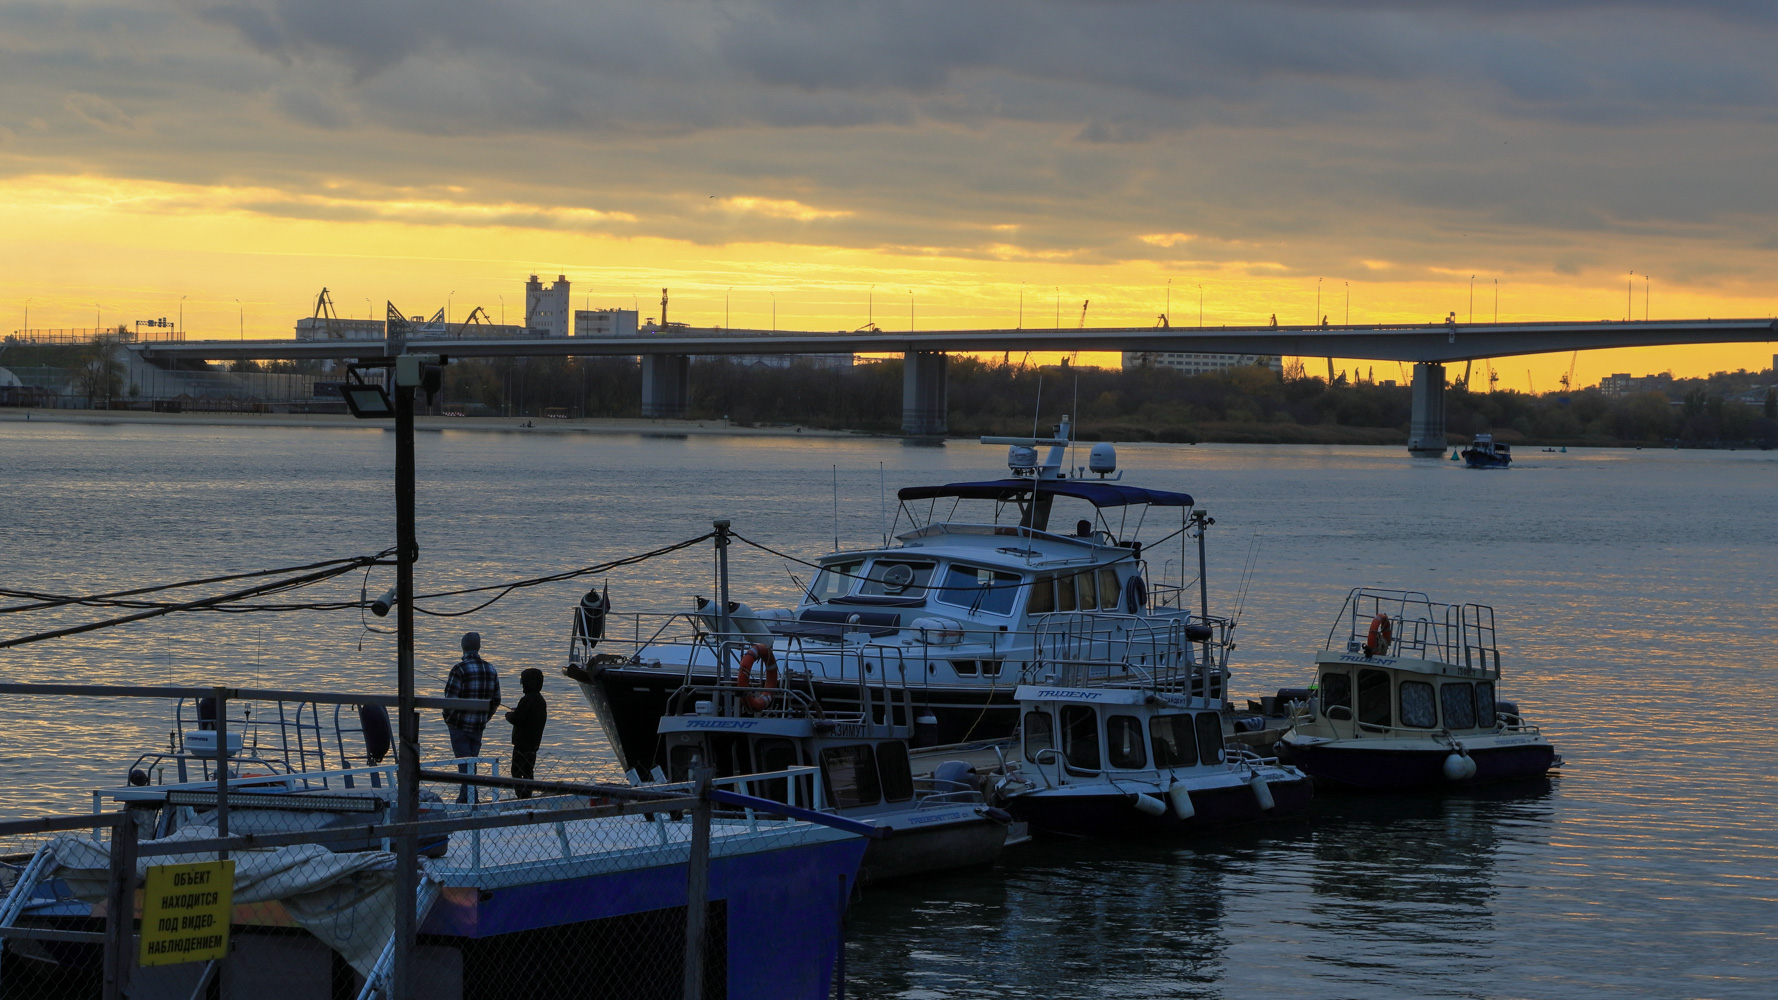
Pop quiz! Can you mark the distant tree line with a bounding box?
[7,343,1773,447]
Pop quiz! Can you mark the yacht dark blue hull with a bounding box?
[1288,742,1555,791]
[1461,450,1511,469]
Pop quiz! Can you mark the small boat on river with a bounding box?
[1279,588,1559,791]
[1460,433,1512,468]
[653,667,1019,884]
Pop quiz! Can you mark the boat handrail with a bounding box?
[1323,588,1500,668]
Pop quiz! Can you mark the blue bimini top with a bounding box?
[897,479,1193,508]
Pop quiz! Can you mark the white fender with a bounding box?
[1167,783,1196,820]
[1130,793,1168,817]
[1443,752,1478,782]
[1248,772,1276,811]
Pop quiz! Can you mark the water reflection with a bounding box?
[844,787,1558,1000]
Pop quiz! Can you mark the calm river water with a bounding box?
[1,419,1773,998]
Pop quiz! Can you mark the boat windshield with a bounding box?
[807,560,863,602]
[858,559,936,598]
[933,564,1022,616]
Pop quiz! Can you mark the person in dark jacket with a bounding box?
[505,668,547,797]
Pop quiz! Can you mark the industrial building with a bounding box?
[1122,351,1283,375]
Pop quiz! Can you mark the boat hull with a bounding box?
[1461,450,1511,469]
[1006,774,1312,838]
[585,666,1020,773]
[859,815,1008,884]
[1286,740,1555,791]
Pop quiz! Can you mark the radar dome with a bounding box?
[1088,442,1117,475]
[1008,445,1038,472]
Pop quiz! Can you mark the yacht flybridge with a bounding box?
[566,419,1236,775]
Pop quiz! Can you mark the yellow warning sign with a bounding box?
[139,860,234,966]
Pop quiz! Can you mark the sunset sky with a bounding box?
[4,1,1777,389]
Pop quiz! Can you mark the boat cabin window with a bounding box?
[668,742,704,782]
[1399,681,1436,728]
[1060,705,1102,771]
[1440,683,1477,729]
[951,659,1003,677]
[1149,714,1198,768]
[1357,669,1393,729]
[1097,568,1120,610]
[820,744,882,809]
[809,560,863,602]
[876,741,915,802]
[1106,715,1147,769]
[1193,712,1224,766]
[1024,710,1055,764]
[751,738,800,803]
[1320,672,1353,720]
[934,564,1021,616]
[859,560,936,597]
[1030,569,1121,616]
[1475,682,1497,727]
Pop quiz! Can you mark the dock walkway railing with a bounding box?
[0,767,862,1000]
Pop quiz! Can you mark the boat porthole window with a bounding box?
[951,659,978,676]
[1193,712,1224,766]
[1440,683,1477,729]
[1357,669,1393,729]
[865,661,873,673]
[1106,715,1147,769]
[1024,710,1055,764]
[1149,714,1197,768]
[1475,682,1497,728]
[1399,680,1437,729]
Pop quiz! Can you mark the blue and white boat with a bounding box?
[568,418,1237,778]
[0,695,867,1000]
[1279,589,1559,791]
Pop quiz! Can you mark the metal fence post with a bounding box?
[214,686,229,862]
[682,767,713,1000]
[102,815,137,1000]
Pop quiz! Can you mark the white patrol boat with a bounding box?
[992,664,1311,838]
[564,417,1236,779]
[1279,589,1559,790]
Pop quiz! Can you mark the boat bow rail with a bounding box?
[1031,611,1230,698]
[1325,588,1500,672]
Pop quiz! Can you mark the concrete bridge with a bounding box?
[138,317,1776,450]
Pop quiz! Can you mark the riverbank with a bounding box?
[0,408,862,439]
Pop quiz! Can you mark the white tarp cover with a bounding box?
[45,827,401,977]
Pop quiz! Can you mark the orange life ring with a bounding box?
[1364,613,1393,657]
[736,642,778,712]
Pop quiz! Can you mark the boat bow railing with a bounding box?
[1326,588,1500,674]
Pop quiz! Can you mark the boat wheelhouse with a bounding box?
[569,419,1236,776]
[1280,589,1558,790]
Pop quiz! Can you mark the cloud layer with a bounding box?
[6,1,1778,286]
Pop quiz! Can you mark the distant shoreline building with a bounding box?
[1121,351,1283,375]
[1598,372,1674,397]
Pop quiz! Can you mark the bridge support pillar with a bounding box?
[641,354,690,418]
[1407,361,1447,456]
[902,351,948,435]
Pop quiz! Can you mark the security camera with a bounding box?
[370,586,398,617]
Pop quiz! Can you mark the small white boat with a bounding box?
[1280,589,1559,790]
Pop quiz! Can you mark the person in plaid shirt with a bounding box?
[443,631,501,802]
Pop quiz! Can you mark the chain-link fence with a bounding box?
[0,768,864,1000]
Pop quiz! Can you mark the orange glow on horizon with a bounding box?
[2,174,1772,393]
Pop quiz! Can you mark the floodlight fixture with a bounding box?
[343,383,394,419]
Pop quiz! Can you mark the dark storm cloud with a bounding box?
[4,1,1778,279]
